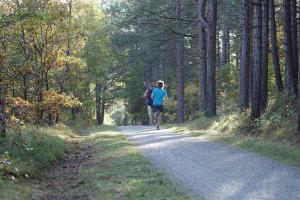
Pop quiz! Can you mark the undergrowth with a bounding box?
[0,124,78,199]
[183,94,298,143]
[0,124,76,178]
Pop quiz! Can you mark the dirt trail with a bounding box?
[119,126,300,200]
[41,138,95,200]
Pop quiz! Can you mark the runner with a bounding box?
[151,80,167,130]
[143,82,155,125]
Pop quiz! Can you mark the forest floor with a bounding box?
[41,136,95,200]
[120,126,300,200]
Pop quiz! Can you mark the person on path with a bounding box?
[151,80,167,130]
[143,82,155,125]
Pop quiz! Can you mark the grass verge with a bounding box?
[166,124,300,167]
[1,125,189,200]
[0,124,76,200]
[62,125,189,200]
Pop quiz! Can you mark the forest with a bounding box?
[1,0,300,133]
[1,0,300,198]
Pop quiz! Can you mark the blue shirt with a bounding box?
[152,88,167,105]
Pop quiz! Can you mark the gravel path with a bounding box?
[119,126,300,200]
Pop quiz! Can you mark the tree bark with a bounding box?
[0,81,5,136]
[290,0,298,92]
[217,31,221,68]
[23,75,28,100]
[251,0,262,119]
[158,45,165,80]
[196,0,208,113]
[239,0,251,111]
[261,0,269,110]
[0,43,5,135]
[206,0,217,117]
[249,1,254,106]
[221,28,230,67]
[96,82,104,125]
[176,0,185,123]
[60,0,72,93]
[100,99,105,125]
[283,0,297,96]
[269,0,284,92]
[297,0,300,131]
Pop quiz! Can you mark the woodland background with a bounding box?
[0,0,299,140]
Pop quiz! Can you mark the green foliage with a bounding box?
[42,90,82,115]
[184,84,200,120]
[0,123,82,200]
[168,92,298,143]
[122,73,150,124]
[110,101,130,126]
[164,97,177,123]
[0,152,19,178]
[0,0,122,125]
[216,63,239,114]
[0,125,72,178]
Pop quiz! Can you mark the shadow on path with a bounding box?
[119,126,300,200]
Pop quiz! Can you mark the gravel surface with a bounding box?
[119,126,300,200]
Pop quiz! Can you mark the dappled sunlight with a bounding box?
[90,130,121,137]
[217,180,245,200]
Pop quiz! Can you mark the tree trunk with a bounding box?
[0,102,5,137]
[261,0,269,110]
[249,2,254,106]
[206,0,217,117]
[217,31,221,68]
[239,0,251,111]
[71,108,76,120]
[269,0,284,92]
[297,25,300,133]
[196,0,208,113]
[55,113,60,124]
[176,0,185,123]
[0,82,5,136]
[100,100,105,125]
[96,82,104,125]
[12,80,16,97]
[0,55,5,136]
[251,0,262,119]
[23,75,28,101]
[60,0,72,93]
[283,0,297,96]
[37,77,44,124]
[158,45,165,80]
[290,0,298,92]
[221,28,230,67]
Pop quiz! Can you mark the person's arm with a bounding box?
[151,89,155,99]
[163,91,168,100]
[143,90,148,98]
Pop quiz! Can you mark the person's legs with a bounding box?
[155,105,163,130]
[158,112,162,124]
[150,106,154,124]
[153,105,158,124]
[147,105,153,124]
[153,111,158,124]
[156,111,162,130]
